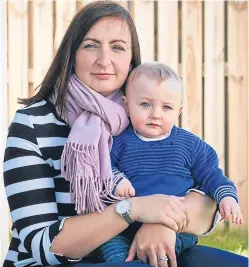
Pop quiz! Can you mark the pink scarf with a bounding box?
[61,74,129,214]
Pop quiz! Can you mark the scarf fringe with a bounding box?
[61,141,120,214]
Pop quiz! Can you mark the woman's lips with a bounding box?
[92,73,114,80]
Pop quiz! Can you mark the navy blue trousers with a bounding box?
[59,245,248,267]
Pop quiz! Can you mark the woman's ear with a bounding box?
[122,96,129,116]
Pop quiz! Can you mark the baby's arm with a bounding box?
[110,137,135,198]
[191,137,241,222]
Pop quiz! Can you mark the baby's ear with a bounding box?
[122,96,129,116]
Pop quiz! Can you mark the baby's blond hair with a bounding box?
[126,62,183,101]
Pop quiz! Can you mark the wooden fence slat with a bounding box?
[157,1,179,126]
[7,0,29,123]
[204,1,225,170]
[0,1,9,264]
[76,1,129,16]
[76,1,84,11]
[55,0,76,52]
[133,1,154,62]
[228,1,248,227]
[32,0,53,90]
[181,1,203,137]
[117,1,129,11]
[157,1,178,72]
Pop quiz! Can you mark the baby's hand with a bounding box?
[115,179,135,198]
[219,197,243,224]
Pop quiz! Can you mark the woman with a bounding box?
[3,1,247,267]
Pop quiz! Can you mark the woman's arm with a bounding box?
[51,204,129,258]
[4,111,69,266]
[51,195,188,259]
[52,191,215,259]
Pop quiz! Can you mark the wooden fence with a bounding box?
[1,0,248,263]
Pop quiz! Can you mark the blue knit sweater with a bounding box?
[111,126,238,204]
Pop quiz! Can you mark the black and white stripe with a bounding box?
[3,100,79,266]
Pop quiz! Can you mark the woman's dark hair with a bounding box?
[19,1,141,114]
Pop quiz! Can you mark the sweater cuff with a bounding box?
[214,185,238,204]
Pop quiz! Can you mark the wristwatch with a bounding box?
[115,199,134,225]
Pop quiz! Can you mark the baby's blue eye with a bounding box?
[141,102,150,107]
[163,105,172,110]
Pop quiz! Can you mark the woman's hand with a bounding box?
[126,224,177,267]
[131,194,188,232]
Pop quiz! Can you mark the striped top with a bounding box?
[3,100,92,266]
[111,126,238,203]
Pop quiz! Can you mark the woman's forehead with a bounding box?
[85,16,132,43]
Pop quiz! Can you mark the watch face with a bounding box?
[116,200,130,214]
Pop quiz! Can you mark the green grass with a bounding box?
[198,228,248,257]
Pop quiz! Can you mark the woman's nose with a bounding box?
[96,48,112,68]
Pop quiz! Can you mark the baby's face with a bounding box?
[124,75,182,138]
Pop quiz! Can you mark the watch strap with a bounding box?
[122,212,134,225]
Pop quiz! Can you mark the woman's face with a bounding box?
[75,16,132,96]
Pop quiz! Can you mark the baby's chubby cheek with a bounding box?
[130,117,143,129]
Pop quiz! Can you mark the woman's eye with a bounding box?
[83,43,97,49]
[141,102,150,107]
[112,45,125,51]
